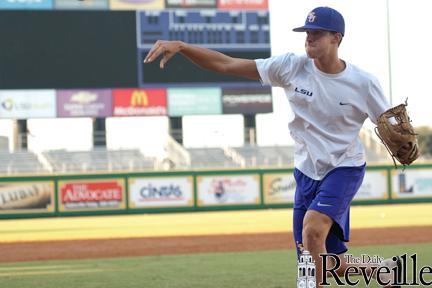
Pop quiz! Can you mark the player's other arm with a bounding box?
[143,40,260,81]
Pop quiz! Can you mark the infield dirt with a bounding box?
[1,225,431,263]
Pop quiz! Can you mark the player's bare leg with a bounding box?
[302,210,333,288]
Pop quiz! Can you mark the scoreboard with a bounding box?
[0,3,273,116]
[0,9,270,89]
[0,10,137,90]
[138,10,270,50]
[138,9,271,88]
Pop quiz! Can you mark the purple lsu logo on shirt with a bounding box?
[295,87,313,97]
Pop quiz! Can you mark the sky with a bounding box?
[260,0,432,145]
[187,0,432,148]
[0,0,431,154]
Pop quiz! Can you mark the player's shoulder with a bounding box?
[259,53,308,73]
[346,62,380,84]
[268,52,307,64]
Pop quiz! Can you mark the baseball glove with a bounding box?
[375,100,419,167]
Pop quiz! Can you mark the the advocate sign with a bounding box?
[112,88,167,116]
[59,179,125,211]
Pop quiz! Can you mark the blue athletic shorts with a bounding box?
[293,164,366,256]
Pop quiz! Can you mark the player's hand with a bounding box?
[143,40,183,69]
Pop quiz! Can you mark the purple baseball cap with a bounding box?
[293,7,345,36]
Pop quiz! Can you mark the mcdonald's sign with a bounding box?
[112,88,167,116]
[130,91,149,107]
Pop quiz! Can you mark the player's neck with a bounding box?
[314,55,346,74]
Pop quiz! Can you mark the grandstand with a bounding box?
[232,145,294,167]
[0,151,47,174]
[187,147,240,168]
[0,126,394,175]
[0,149,156,175]
[42,149,156,173]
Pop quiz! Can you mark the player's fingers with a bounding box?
[144,46,161,63]
[144,43,158,63]
[160,52,175,69]
[146,45,166,63]
[144,41,164,63]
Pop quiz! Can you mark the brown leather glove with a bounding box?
[375,101,420,166]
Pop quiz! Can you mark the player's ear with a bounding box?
[331,32,343,47]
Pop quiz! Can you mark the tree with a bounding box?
[416,126,432,158]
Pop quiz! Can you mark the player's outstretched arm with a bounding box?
[143,40,260,80]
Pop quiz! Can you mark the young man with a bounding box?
[145,6,400,287]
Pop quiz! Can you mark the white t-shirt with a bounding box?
[255,53,390,180]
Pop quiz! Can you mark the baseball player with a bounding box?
[144,6,411,287]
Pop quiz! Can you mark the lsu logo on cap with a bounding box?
[307,11,316,23]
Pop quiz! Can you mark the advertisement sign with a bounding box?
[0,181,54,214]
[392,168,432,199]
[112,88,167,116]
[129,176,193,208]
[0,90,56,119]
[165,0,216,8]
[58,179,125,211]
[263,173,296,204]
[109,0,164,10]
[354,170,388,201]
[217,0,268,10]
[57,89,112,117]
[168,88,222,116]
[197,175,260,206]
[222,87,272,115]
[0,0,53,9]
[54,0,108,9]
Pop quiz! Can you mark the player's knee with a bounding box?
[302,223,326,245]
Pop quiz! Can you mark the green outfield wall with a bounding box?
[1,163,431,219]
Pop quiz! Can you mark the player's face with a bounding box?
[304,29,336,59]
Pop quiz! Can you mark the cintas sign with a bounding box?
[129,177,194,208]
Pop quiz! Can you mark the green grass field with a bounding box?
[1,243,431,288]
